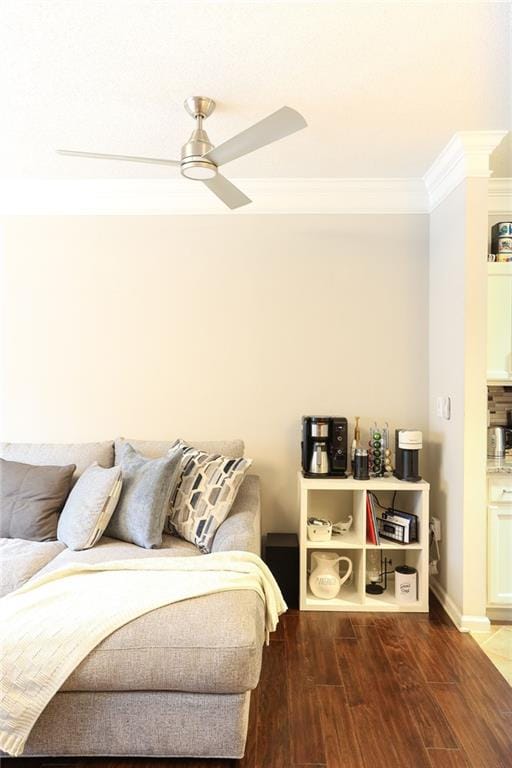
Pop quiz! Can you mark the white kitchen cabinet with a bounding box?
[487,263,512,382]
[487,477,512,605]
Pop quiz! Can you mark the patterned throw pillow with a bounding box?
[167,442,252,553]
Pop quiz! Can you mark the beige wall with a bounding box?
[428,186,466,612]
[429,180,491,624]
[0,215,428,533]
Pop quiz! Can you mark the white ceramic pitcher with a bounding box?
[309,551,353,599]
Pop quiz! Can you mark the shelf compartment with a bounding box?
[366,488,426,546]
[306,548,364,606]
[363,548,425,608]
[306,488,365,545]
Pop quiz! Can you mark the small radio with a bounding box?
[377,510,418,544]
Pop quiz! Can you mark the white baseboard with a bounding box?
[429,578,462,629]
[460,614,492,633]
[487,605,512,622]
[429,578,491,633]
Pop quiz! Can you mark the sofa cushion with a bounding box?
[62,590,265,695]
[36,534,201,577]
[0,538,66,597]
[57,463,123,551]
[0,441,114,482]
[0,458,75,541]
[34,535,264,695]
[114,437,245,463]
[105,444,183,549]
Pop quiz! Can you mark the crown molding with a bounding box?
[0,177,428,216]
[0,168,508,216]
[424,130,508,211]
[488,178,512,214]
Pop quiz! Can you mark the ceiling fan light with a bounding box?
[181,161,217,180]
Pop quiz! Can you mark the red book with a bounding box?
[369,493,380,545]
[366,494,377,544]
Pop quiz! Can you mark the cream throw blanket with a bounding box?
[0,550,286,757]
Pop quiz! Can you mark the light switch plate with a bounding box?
[436,396,451,420]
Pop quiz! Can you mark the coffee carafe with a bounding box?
[309,441,329,475]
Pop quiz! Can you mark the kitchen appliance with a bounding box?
[487,426,512,458]
[394,429,422,482]
[354,447,369,480]
[309,551,353,599]
[395,565,418,603]
[301,416,348,477]
[58,96,306,210]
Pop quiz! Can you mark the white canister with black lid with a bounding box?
[394,565,417,603]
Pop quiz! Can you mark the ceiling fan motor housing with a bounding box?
[180,126,217,180]
[180,97,217,180]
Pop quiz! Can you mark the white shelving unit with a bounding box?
[299,473,430,612]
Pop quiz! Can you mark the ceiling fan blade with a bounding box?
[203,106,306,167]
[202,174,251,209]
[57,150,180,167]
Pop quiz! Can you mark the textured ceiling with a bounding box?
[1,0,511,180]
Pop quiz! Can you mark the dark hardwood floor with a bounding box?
[8,595,512,768]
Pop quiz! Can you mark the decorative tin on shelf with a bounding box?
[491,222,512,256]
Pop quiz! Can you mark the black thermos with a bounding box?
[354,448,369,480]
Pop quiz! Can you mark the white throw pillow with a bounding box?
[166,441,252,553]
[57,463,122,550]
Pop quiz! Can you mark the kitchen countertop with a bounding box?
[487,456,512,474]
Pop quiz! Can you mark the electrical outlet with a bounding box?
[431,517,441,541]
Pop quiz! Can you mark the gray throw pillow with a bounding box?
[57,463,123,551]
[106,443,183,548]
[0,458,76,541]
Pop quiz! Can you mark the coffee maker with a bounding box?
[302,416,348,477]
[394,429,422,482]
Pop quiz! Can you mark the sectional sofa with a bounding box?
[0,438,264,759]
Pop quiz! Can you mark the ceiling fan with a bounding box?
[57,96,307,210]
